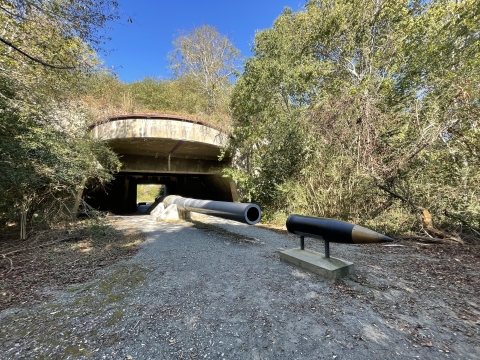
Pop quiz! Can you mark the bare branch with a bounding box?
[0,36,75,69]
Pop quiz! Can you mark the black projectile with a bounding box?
[286,214,393,244]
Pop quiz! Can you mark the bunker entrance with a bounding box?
[83,173,237,215]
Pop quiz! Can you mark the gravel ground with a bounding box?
[0,213,478,359]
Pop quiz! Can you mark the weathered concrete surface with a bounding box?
[280,248,355,280]
[92,117,229,146]
[86,115,236,213]
[90,115,232,175]
[146,197,164,214]
[90,116,230,163]
[149,202,165,219]
[120,154,225,174]
[152,204,182,221]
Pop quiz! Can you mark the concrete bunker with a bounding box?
[85,114,236,214]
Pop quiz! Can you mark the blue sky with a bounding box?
[103,0,306,82]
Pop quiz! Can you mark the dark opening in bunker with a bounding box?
[83,173,236,215]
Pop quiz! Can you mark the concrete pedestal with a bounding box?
[150,203,165,220]
[280,248,354,280]
[152,204,192,221]
[154,204,181,221]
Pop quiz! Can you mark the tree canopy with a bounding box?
[0,0,121,239]
[169,25,241,115]
[0,0,119,68]
[230,0,480,240]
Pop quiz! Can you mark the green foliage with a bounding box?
[0,75,121,235]
[128,76,211,115]
[230,0,480,238]
[82,26,241,129]
[137,185,163,203]
[84,217,117,238]
[0,0,119,69]
[84,73,233,130]
[0,1,122,239]
[170,25,241,115]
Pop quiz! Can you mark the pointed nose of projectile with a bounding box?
[351,225,394,244]
[378,233,394,243]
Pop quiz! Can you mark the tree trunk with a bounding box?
[20,208,27,240]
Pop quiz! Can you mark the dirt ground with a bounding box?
[331,240,479,356]
[0,220,146,311]
[0,215,479,359]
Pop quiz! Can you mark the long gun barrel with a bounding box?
[163,195,262,225]
[286,215,392,244]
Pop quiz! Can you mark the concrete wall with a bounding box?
[120,154,225,174]
[91,118,229,147]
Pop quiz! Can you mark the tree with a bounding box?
[0,0,121,118]
[230,0,480,239]
[0,0,122,239]
[0,0,119,69]
[169,25,241,115]
[0,74,121,239]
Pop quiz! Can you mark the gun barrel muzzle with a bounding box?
[164,195,262,225]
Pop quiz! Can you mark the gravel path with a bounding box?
[1,214,478,359]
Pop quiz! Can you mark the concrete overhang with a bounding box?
[90,114,231,163]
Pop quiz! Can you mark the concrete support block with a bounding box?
[154,204,180,221]
[280,248,354,280]
[152,204,192,222]
[150,203,165,220]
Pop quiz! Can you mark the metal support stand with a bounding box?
[325,241,330,258]
[299,235,330,258]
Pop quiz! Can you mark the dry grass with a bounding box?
[0,219,146,311]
